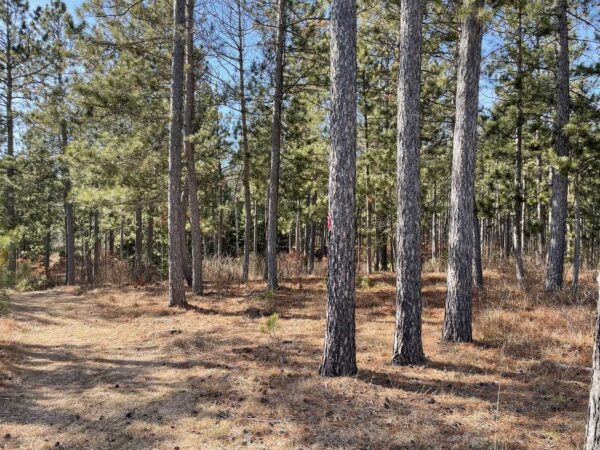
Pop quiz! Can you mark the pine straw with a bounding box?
[0,267,596,449]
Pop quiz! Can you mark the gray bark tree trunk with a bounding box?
[544,0,570,291]
[585,272,600,449]
[362,70,372,275]
[167,0,187,307]
[5,16,16,273]
[573,171,581,287]
[513,2,525,287]
[392,0,424,366]
[146,209,154,265]
[473,205,484,289]
[319,0,357,377]
[135,206,143,278]
[185,0,203,295]
[180,182,192,286]
[93,210,101,283]
[237,0,253,283]
[442,0,483,343]
[308,192,316,274]
[266,0,286,290]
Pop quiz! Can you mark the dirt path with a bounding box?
[0,275,594,449]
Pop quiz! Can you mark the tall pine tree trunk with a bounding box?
[237,0,253,283]
[266,0,286,290]
[392,0,424,366]
[5,21,16,273]
[442,0,483,343]
[167,0,187,307]
[544,0,570,291]
[362,70,373,275]
[513,1,525,286]
[319,0,357,377]
[185,0,203,295]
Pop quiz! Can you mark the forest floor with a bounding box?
[0,264,598,449]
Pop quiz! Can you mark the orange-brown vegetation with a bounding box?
[0,259,597,449]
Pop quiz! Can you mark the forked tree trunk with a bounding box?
[185,0,203,295]
[442,0,483,343]
[266,0,286,290]
[392,0,424,366]
[167,0,187,307]
[545,0,570,291]
[319,0,357,377]
[585,272,600,449]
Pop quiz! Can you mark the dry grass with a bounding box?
[0,261,597,449]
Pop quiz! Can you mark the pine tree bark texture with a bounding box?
[266,0,286,291]
[442,0,483,343]
[184,0,203,295]
[167,0,187,307]
[544,0,569,291]
[319,0,357,377]
[585,272,600,449]
[392,0,424,366]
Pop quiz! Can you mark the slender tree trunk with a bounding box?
[108,229,115,256]
[473,204,484,289]
[573,171,581,287]
[536,151,545,260]
[295,203,301,252]
[217,162,224,259]
[266,0,286,290]
[185,0,203,294]
[93,210,101,283]
[59,92,76,285]
[135,206,143,278]
[319,0,357,377]
[167,0,187,307]
[545,0,570,291]
[308,192,316,274]
[237,0,253,283]
[119,215,124,260]
[432,179,437,260]
[442,0,483,343]
[513,2,525,286]
[585,272,600,449]
[362,70,373,275]
[146,209,154,266]
[253,197,258,255]
[180,182,192,286]
[5,20,16,273]
[392,0,424,365]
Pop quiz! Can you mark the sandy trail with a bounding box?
[0,275,593,449]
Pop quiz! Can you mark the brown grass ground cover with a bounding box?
[0,262,597,449]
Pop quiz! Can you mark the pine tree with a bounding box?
[442,0,484,343]
[319,0,357,378]
[392,0,424,366]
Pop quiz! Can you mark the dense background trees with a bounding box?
[0,0,598,320]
